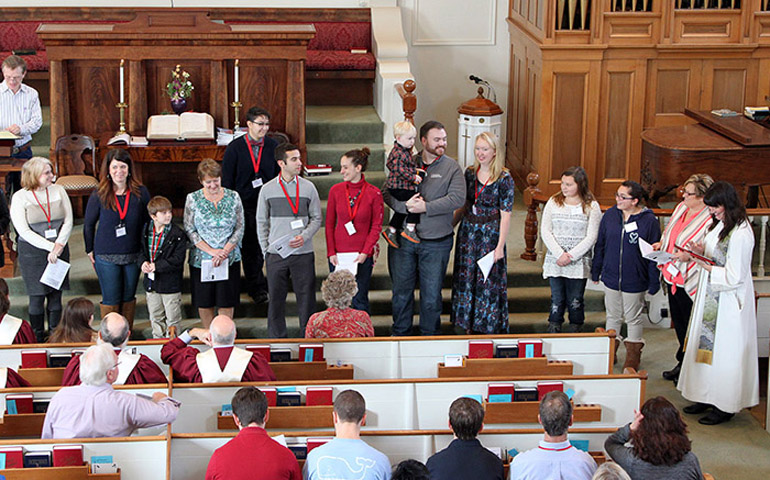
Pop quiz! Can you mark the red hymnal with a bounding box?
[487,383,515,397]
[306,387,333,406]
[6,393,34,414]
[468,340,494,359]
[53,444,83,467]
[21,350,48,368]
[306,437,333,454]
[299,344,324,362]
[260,387,277,407]
[518,340,544,358]
[537,381,564,400]
[0,446,24,468]
[245,345,271,363]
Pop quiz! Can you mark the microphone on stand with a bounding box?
[468,75,496,103]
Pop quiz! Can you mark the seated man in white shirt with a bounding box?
[509,391,597,480]
[42,343,179,439]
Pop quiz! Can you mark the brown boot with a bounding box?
[99,303,121,321]
[623,341,644,372]
[120,299,137,331]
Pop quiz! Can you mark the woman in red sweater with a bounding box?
[325,147,384,313]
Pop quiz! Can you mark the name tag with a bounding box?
[624,222,638,233]
[344,221,357,235]
[148,272,155,281]
[666,263,680,277]
[44,229,57,239]
[472,205,478,215]
[290,219,304,230]
[115,225,127,237]
[252,178,263,188]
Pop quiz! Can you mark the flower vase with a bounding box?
[171,97,188,115]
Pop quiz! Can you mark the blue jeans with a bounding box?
[328,256,374,314]
[94,256,141,306]
[388,235,453,336]
[548,277,587,326]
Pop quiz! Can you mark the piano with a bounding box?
[641,108,770,207]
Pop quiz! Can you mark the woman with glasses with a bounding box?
[591,180,660,371]
[652,174,714,383]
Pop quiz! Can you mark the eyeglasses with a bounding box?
[110,361,121,371]
[249,121,270,127]
[615,193,633,201]
[682,190,697,197]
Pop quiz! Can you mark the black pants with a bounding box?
[667,283,694,362]
[388,188,421,229]
[241,207,268,297]
[265,252,316,338]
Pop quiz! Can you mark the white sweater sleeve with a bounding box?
[540,199,565,257]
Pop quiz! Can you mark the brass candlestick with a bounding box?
[231,100,243,130]
[115,102,128,136]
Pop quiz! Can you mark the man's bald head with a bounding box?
[210,315,236,346]
[99,312,130,348]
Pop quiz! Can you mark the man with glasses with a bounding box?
[222,106,279,305]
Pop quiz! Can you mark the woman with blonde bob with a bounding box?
[305,270,374,338]
[451,132,515,334]
[591,462,631,480]
[10,157,73,341]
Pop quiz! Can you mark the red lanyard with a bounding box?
[32,188,52,227]
[345,180,367,222]
[150,225,164,262]
[475,174,490,202]
[538,445,572,452]
[115,192,131,222]
[279,177,300,215]
[245,135,263,175]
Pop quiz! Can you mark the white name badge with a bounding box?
[44,229,57,239]
[472,205,478,215]
[252,178,263,188]
[344,221,357,235]
[624,222,638,233]
[666,263,680,277]
[115,225,127,237]
[290,219,304,230]
[148,272,155,281]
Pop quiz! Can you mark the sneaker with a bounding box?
[382,229,400,248]
[401,229,421,244]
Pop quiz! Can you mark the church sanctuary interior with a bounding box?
[2,1,770,479]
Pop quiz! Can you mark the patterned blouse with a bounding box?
[184,188,244,268]
[305,308,375,338]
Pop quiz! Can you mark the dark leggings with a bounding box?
[28,291,62,316]
[667,283,694,362]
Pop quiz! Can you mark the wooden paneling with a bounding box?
[145,60,213,118]
[673,11,741,43]
[66,61,121,139]
[237,61,290,139]
[551,73,586,179]
[646,60,702,127]
[701,59,756,113]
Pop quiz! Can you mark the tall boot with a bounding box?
[100,303,121,321]
[47,309,62,336]
[623,341,644,372]
[29,313,46,343]
[120,299,137,331]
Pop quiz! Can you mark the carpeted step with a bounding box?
[306,106,384,144]
[306,143,386,171]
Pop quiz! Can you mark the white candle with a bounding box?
[234,59,239,103]
[119,59,125,103]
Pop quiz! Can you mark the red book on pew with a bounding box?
[487,383,515,397]
[259,387,277,407]
[53,445,83,467]
[306,387,333,406]
[537,381,564,400]
[0,446,25,468]
[6,393,34,414]
[518,340,543,358]
[245,345,272,363]
[21,349,48,368]
[468,340,494,359]
[299,344,324,362]
[306,437,333,454]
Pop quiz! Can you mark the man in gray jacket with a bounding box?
[257,143,322,337]
[384,121,466,335]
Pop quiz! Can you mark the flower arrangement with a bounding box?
[166,65,193,100]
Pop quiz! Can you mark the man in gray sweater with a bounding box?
[384,121,466,336]
[257,143,322,338]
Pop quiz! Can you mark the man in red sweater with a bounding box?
[206,386,301,480]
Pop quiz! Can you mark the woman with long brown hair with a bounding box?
[84,149,150,329]
[47,297,96,344]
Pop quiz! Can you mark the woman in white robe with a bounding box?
[677,181,759,425]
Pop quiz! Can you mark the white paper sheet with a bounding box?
[201,259,229,282]
[272,234,299,259]
[334,252,359,276]
[476,251,495,282]
[638,237,675,265]
[40,259,70,290]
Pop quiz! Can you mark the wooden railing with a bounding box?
[396,79,416,124]
[520,171,770,276]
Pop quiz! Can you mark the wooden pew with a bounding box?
[0,464,120,479]
[437,357,573,378]
[18,367,65,387]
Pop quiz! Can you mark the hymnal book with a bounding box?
[674,243,716,266]
[570,439,590,452]
[306,437,332,454]
[306,387,333,406]
[259,387,277,406]
[146,112,215,141]
[487,383,515,398]
[106,132,149,146]
[32,400,50,414]
[53,445,83,467]
[71,348,87,357]
[303,164,333,176]
[443,354,464,367]
[21,350,48,368]
[463,394,483,404]
[495,343,519,358]
[7,393,34,414]
[468,340,494,359]
[49,352,73,368]
[24,450,52,468]
[485,446,504,460]
[276,391,301,407]
[91,455,118,474]
[0,446,24,469]
[518,340,543,358]
[221,404,233,416]
[513,387,538,402]
[270,348,292,362]
[745,106,770,121]
[299,344,324,362]
[488,394,512,403]
[537,381,564,400]
[288,443,308,460]
[245,345,271,363]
